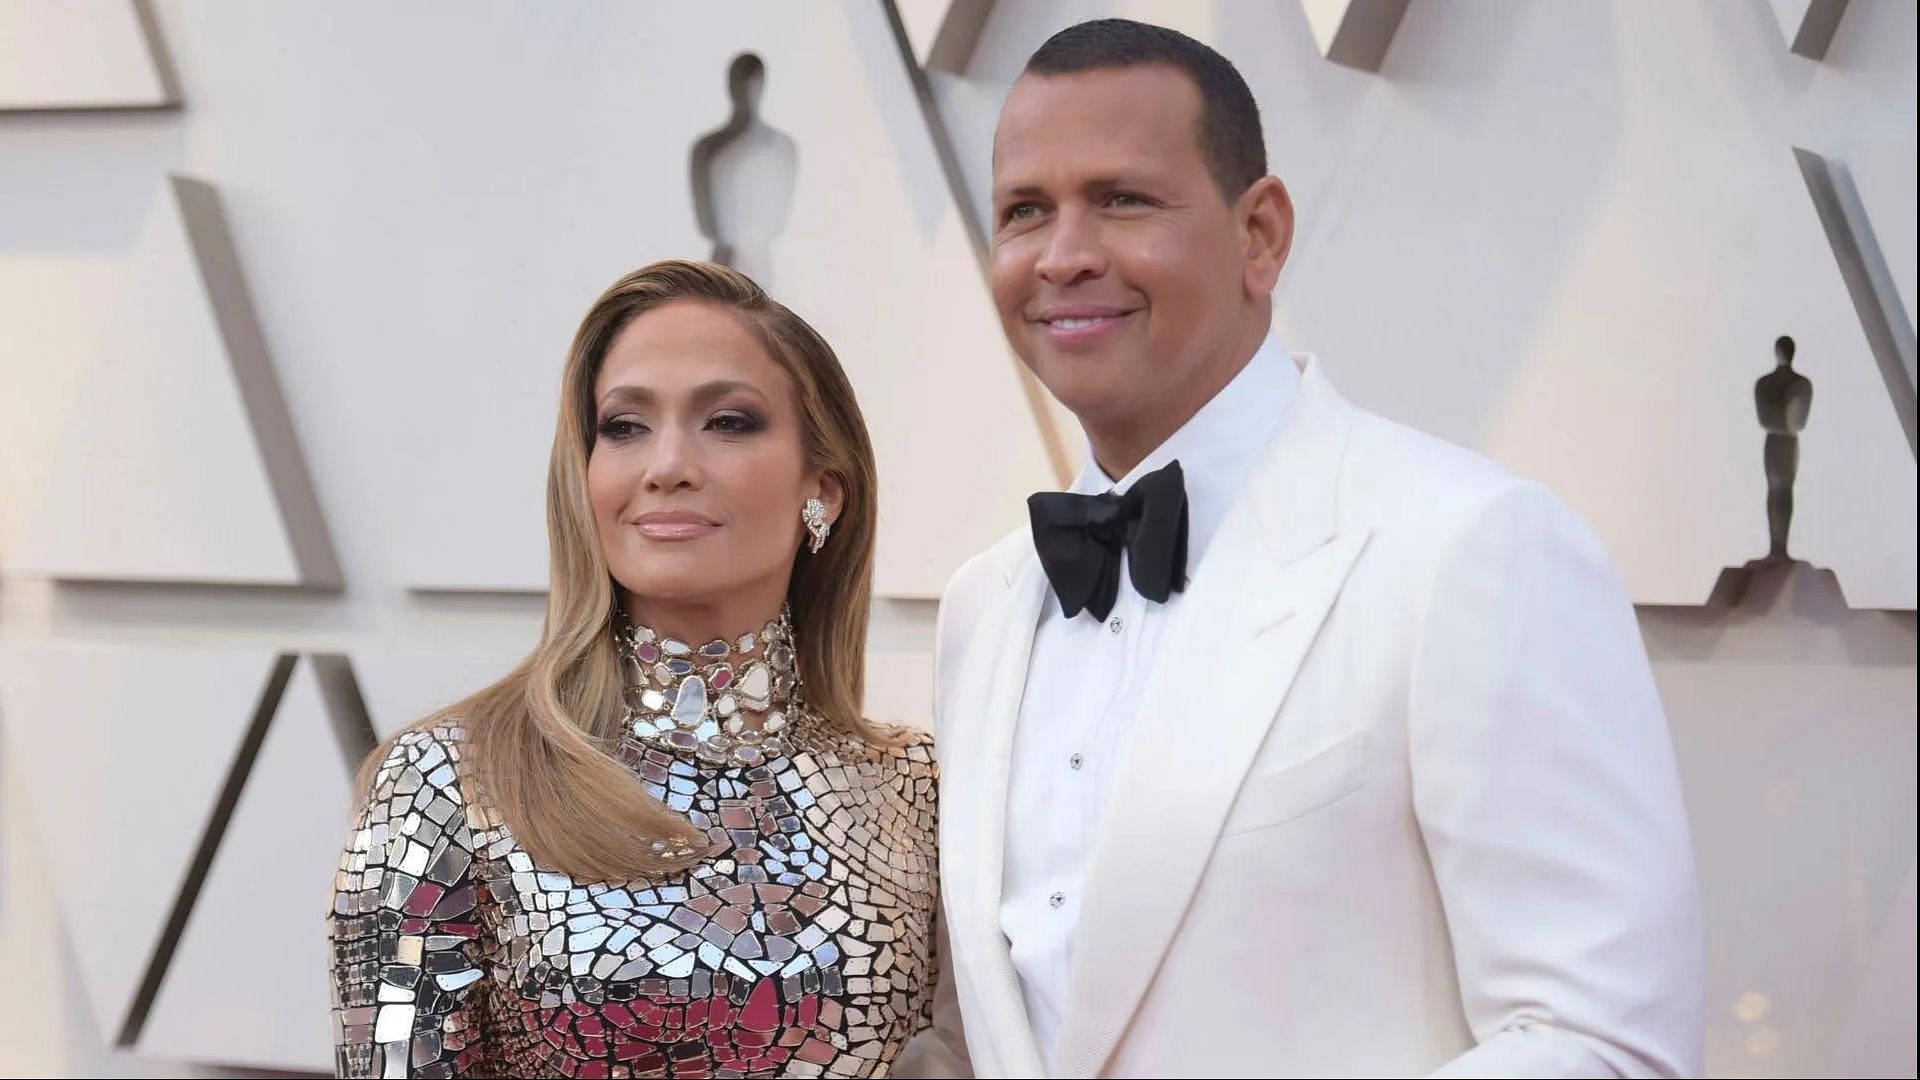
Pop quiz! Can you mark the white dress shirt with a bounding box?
[999,331,1299,1066]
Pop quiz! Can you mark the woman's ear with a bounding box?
[814,471,847,526]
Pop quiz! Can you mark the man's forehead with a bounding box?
[998,65,1199,127]
[992,67,1203,181]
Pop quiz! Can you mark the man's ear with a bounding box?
[1239,175,1295,297]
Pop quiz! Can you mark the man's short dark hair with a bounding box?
[1024,18,1267,199]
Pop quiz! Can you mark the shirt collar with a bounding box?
[1069,329,1299,569]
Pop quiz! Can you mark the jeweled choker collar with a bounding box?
[616,607,802,768]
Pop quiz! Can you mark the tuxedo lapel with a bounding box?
[1050,358,1371,1078]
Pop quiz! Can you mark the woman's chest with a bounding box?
[473,749,937,1073]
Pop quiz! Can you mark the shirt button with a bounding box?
[1108,616,1125,634]
[1048,892,1065,909]
[1069,753,1084,771]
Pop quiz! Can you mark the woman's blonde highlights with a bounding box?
[358,260,885,881]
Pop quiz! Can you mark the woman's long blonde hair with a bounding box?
[361,260,884,881]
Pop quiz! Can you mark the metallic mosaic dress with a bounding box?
[328,615,940,1078]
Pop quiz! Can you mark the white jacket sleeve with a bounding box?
[894,564,987,1078]
[1409,483,1704,1078]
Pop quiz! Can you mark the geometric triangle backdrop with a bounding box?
[4,177,340,589]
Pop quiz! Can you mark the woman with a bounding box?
[328,261,939,1077]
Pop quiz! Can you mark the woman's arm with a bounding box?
[329,728,492,1079]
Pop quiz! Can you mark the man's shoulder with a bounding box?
[942,526,1032,607]
[1317,401,1614,591]
[933,527,1030,678]
[1336,403,1550,531]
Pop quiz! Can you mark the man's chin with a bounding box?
[1047,384,1143,441]
[1033,353,1142,412]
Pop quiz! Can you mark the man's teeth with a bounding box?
[1052,316,1105,329]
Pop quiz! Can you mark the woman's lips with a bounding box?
[633,510,719,541]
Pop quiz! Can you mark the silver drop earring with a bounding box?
[803,497,831,553]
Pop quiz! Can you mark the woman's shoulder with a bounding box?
[809,717,936,773]
[372,718,470,762]
[361,720,475,806]
[867,722,938,775]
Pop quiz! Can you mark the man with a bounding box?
[917,18,1702,1079]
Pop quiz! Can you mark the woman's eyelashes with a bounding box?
[596,409,765,443]
[706,409,765,435]
[597,415,647,441]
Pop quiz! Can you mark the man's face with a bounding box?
[990,64,1255,440]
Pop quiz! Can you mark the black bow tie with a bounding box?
[1027,460,1190,622]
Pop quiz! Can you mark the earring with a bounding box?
[803,497,831,553]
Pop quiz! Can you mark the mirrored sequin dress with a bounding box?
[327,627,939,1078]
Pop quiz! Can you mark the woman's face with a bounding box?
[587,300,837,627]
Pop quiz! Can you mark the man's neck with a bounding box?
[1084,318,1270,480]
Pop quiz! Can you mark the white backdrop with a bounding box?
[0,2,1912,1077]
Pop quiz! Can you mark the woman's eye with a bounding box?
[597,417,646,441]
[708,411,763,434]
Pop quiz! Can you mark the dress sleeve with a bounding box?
[329,727,492,1078]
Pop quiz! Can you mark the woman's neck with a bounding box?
[619,600,802,766]
[624,594,785,651]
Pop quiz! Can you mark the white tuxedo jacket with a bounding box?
[910,358,1703,1078]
